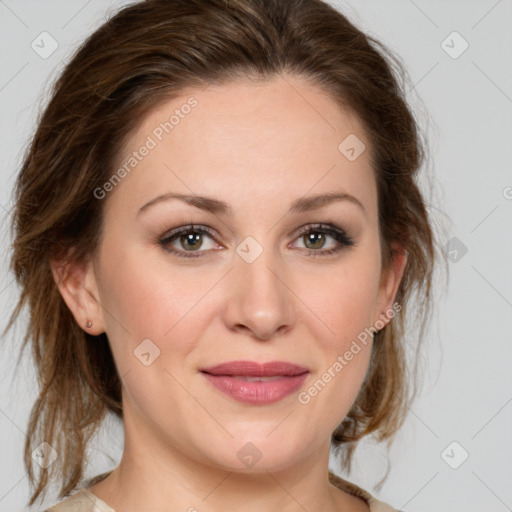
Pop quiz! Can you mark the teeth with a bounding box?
[231,376,283,382]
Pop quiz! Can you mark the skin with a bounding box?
[52,73,406,512]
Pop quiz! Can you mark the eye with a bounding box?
[159,224,221,259]
[290,223,355,257]
[159,222,355,259]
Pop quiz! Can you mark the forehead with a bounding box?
[106,74,377,220]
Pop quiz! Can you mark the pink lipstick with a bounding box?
[200,360,309,405]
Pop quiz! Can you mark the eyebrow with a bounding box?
[137,190,366,218]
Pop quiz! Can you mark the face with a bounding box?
[58,74,405,473]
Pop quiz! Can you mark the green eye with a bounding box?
[292,223,355,257]
[159,224,219,258]
[159,222,355,259]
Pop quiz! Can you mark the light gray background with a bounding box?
[1,1,511,511]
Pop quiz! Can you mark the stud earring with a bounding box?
[85,320,92,328]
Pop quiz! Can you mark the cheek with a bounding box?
[297,274,376,433]
[99,241,200,335]
[96,243,221,375]
[295,251,380,418]
[304,251,382,350]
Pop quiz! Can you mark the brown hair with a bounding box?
[5,0,438,506]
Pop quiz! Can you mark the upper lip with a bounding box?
[201,360,309,377]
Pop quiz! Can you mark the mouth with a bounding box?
[200,360,309,405]
[223,375,287,382]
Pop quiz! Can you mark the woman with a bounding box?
[6,0,436,510]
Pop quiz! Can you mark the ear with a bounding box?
[373,244,408,328]
[50,255,106,335]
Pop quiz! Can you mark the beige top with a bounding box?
[45,471,402,512]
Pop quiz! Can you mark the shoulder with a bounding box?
[329,471,404,512]
[45,472,399,512]
[44,488,115,512]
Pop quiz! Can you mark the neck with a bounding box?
[88,404,367,511]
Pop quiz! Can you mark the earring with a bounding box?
[85,320,92,328]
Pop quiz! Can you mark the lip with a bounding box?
[201,360,309,377]
[200,360,310,405]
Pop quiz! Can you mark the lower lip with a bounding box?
[201,373,309,405]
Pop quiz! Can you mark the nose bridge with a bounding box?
[223,236,294,339]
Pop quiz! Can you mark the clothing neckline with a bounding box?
[80,488,116,512]
[80,471,374,511]
[329,471,374,508]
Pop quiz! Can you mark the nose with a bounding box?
[221,246,295,341]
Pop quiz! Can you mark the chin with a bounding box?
[197,432,308,473]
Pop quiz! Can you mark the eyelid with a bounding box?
[160,223,217,240]
[292,222,351,240]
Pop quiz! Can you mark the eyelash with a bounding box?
[158,223,355,259]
